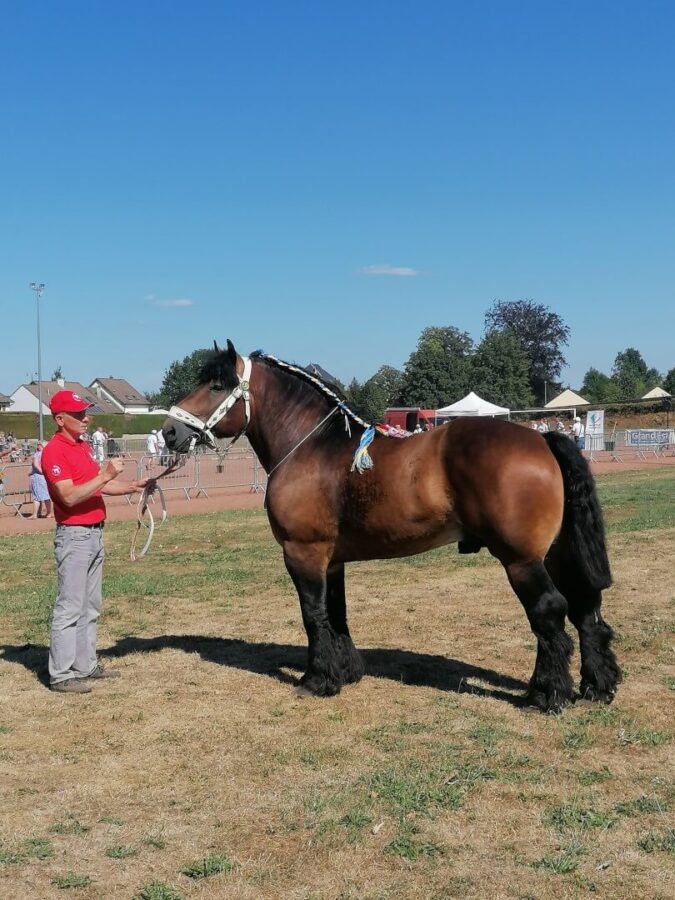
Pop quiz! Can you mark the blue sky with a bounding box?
[1,0,673,397]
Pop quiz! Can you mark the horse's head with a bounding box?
[162,340,252,453]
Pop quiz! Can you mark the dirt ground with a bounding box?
[0,487,265,536]
[1,474,674,898]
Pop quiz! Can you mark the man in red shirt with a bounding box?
[42,390,149,694]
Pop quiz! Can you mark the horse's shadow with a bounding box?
[0,636,528,707]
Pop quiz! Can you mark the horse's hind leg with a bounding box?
[505,559,575,713]
[283,543,347,697]
[546,545,621,704]
[327,563,365,685]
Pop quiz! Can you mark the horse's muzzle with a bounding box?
[162,421,198,455]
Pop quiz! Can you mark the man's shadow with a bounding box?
[0,636,528,707]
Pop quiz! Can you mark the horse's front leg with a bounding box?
[327,562,365,686]
[284,542,343,696]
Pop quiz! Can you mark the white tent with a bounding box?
[436,391,510,418]
[545,388,590,410]
[641,386,671,400]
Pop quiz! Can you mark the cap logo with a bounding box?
[72,393,82,401]
[51,465,61,475]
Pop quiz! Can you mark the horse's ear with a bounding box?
[226,339,237,364]
[213,340,223,353]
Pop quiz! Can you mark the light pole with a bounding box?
[29,282,46,441]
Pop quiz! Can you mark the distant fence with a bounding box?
[3,430,673,516]
[0,448,265,516]
[584,430,675,462]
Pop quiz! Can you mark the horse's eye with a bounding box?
[211,384,225,393]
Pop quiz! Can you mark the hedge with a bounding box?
[0,412,167,439]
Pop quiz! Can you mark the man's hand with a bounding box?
[102,458,125,483]
[131,478,155,492]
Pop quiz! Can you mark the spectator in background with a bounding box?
[29,441,52,519]
[572,416,585,450]
[91,426,106,464]
[555,417,566,433]
[156,427,167,465]
[537,418,550,433]
[146,429,159,468]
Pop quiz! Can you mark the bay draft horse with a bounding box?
[162,341,621,713]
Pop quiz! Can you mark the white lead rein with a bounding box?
[130,456,186,561]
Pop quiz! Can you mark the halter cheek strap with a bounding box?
[168,356,252,448]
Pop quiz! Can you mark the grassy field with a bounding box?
[0,468,673,899]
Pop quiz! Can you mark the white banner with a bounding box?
[585,410,605,451]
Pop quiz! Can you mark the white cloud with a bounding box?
[360,264,419,277]
[151,298,194,307]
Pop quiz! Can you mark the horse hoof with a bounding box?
[294,684,316,699]
[578,682,616,705]
[297,673,341,697]
[524,687,573,715]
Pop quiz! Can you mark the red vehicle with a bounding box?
[382,407,436,431]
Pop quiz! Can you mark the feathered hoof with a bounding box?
[578,681,616,705]
[524,685,574,715]
[296,671,342,697]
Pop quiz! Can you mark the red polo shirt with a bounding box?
[42,432,106,525]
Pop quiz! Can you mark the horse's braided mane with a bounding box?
[250,351,371,432]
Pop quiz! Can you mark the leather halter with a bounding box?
[167,356,252,449]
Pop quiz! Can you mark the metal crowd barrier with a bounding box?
[195,449,265,497]
[0,463,32,515]
[584,430,675,463]
[1,450,266,516]
[139,454,199,500]
[4,430,675,518]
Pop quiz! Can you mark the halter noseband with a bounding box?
[168,356,252,449]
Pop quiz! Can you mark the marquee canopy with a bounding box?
[544,388,590,409]
[436,391,509,417]
[641,386,671,399]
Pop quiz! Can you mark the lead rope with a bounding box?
[130,456,185,561]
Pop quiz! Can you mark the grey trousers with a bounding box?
[49,524,105,684]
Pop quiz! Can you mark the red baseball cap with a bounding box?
[49,390,94,414]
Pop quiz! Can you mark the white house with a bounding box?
[89,378,151,414]
[9,380,120,415]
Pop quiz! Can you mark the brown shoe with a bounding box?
[51,679,92,694]
[84,664,121,680]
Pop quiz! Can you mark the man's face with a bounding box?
[55,410,91,440]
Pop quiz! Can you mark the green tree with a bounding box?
[151,348,214,408]
[362,365,405,420]
[343,366,404,422]
[369,365,405,407]
[484,300,570,405]
[51,366,63,381]
[471,330,534,408]
[611,348,655,399]
[580,367,622,404]
[399,326,474,408]
[343,378,367,418]
[663,367,675,395]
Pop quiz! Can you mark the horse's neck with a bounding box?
[246,364,336,473]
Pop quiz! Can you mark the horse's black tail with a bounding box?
[544,432,612,591]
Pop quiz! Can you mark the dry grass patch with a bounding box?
[1,474,674,899]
